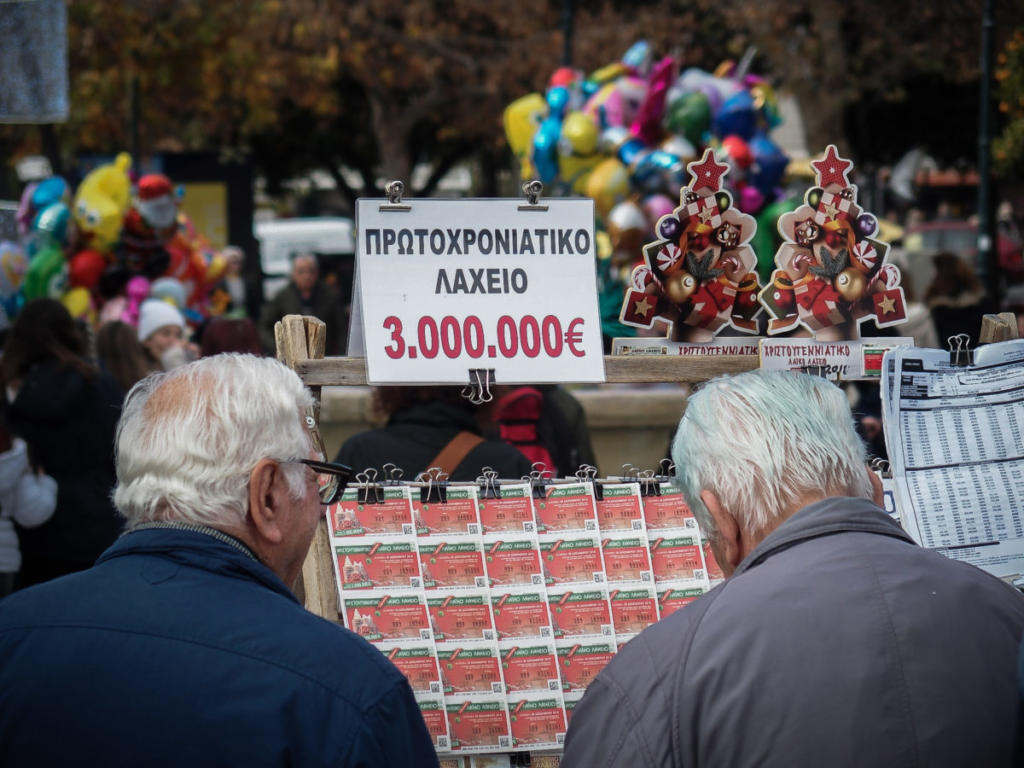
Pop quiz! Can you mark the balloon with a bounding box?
[546,86,570,118]
[599,125,631,154]
[61,286,93,320]
[720,135,752,169]
[22,243,67,300]
[633,150,685,194]
[738,184,765,214]
[607,201,648,253]
[586,158,631,219]
[664,91,710,147]
[622,41,651,72]
[617,137,646,167]
[31,177,68,211]
[121,275,150,325]
[68,249,107,289]
[0,242,28,299]
[748,132,789,193]
[72,152,132,252]
[630,56,675,146]
[660,135,696,162]
[503,93,547,179]
[668,68,742,116]
[560,111,599,156]
[643,194,675,225]
[531,117,562,183]
[714,91,757,140]
[150,276,187,308]
[549,67,579,88]
[32,201,72,246]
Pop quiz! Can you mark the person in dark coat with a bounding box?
[924,251,996,349]
[259,252,347,355]
[1,299,123,586]
[0,354,438,767]
[337,386,534,482]
[563,369,1024,768]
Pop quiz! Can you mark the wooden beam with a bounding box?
[293,354,761,387]
[979,312,1020,344]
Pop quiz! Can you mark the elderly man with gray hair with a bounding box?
[563,369,1024,768]
[0,354,438,767]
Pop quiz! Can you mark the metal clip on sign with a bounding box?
[379,179,411,212]
[576,464,602,501]
[462,368,495,405]
[518,179,548,212]
[948,333,974,367]
[477,468,501,500]
[355,469,385,505]
[417,468,449,504]
[527,462,553,500]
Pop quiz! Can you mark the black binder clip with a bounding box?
[418,468,448,504]
[638,469,662,497]
[948,334,973,367]
[382,463,405,485]
[356,469,384,505]
[477,468,501,500]
[462,369,495,405]
[576,464,602,501]
[526,462,553,500]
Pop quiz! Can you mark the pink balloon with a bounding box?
[642,194,676,225]
[738,185,765,214]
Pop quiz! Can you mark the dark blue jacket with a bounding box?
[0,527,439,767]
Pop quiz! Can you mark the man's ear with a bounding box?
[866,464,884,508]
[700,489,742,577]
[248,459,287,545]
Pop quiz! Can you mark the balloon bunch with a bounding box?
[8,153,228,331]
[504,42,791,245]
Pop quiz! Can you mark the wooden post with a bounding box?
[979,312,1020,344]
[274,315,340,619]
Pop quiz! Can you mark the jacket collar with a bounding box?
[96,525,299,603]
[734,496,915,577]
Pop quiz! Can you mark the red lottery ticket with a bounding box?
[491,588,554,641]
[649,534,706,582]
[499,643,560,695]
[478,482,537,534]
[539,535,603,586]
[609,586,660,635]
[416,696,451,751]
[507,695,567,750]
[328,487,414,537]
[641,485,697,531]
[445,700,512,752]
[437,643,505,696]
[419,538,487,590]
[595,483,645,532]
[335,540,422,590]
[546,588,613,640]
[382,643,443,695]
[428,592,495,642]
[533,482,598,534]
[484,537,544,587]
[600,533,654,584]
[413,486,481,536]
[556,640,616,692]
[342,593,430,642]
[563,691,584,726]
[657,585,707,618]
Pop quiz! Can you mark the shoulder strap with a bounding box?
[426,430,485,477]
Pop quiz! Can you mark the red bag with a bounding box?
[495,387,557,474]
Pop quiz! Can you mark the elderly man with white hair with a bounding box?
[0,354,439,767]
[563,369,1024,768]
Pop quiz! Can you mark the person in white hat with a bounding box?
[137,299,196,370]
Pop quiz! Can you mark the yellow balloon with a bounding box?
[560,111,599,156]
[503,93,547,180]
[205,253,227,283]
[586,158,630,219]
[61,286,93,321]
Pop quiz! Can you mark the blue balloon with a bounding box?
[633,150,684,194]
[714,91,757,140]
[622,41,651,71]
[532,117,562,183]
[31,177,67,211]
[581,79,599,99]
[748,132,789,193]
[617,138,646,167]
[546,86,570,119]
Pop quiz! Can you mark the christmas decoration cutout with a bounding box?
[758,145,907,338]
[619,149,762,342]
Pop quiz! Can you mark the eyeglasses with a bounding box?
[279,408,351,505]
[281,457,351,505]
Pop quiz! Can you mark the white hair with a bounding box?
[671,369,873,542]
[114,354,315,529]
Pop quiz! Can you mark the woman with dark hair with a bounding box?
[335,386,534,482]
[924,252,996,349]
[95,321,158,397]
[2,299,123,586]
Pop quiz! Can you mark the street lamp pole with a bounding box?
[977,0,997,300]
[562,0,574,67]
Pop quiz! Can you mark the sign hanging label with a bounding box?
[356,198,605,384]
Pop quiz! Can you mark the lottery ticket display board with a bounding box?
[327,480,720,756]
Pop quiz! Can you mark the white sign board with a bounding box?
[355,198,605,384]
[758,337,914,381]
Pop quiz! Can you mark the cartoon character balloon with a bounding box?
[73,152,132,252]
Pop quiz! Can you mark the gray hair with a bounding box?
[114,354,315,529]
[671,369,873,542]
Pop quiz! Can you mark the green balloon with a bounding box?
[22,244,67,300]
[664,92,711,147]
[752,196,801,283]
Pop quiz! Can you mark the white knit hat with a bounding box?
[137,299,186,342]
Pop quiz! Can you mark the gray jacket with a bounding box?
[562,497,1024,767]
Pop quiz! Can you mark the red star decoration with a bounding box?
[686,149,729,193]
[811,144,853,189]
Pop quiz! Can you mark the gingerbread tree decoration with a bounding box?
[758,144,907,337]
[619,149,762,342]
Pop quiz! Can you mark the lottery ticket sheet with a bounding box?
[881,339,1024,579]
